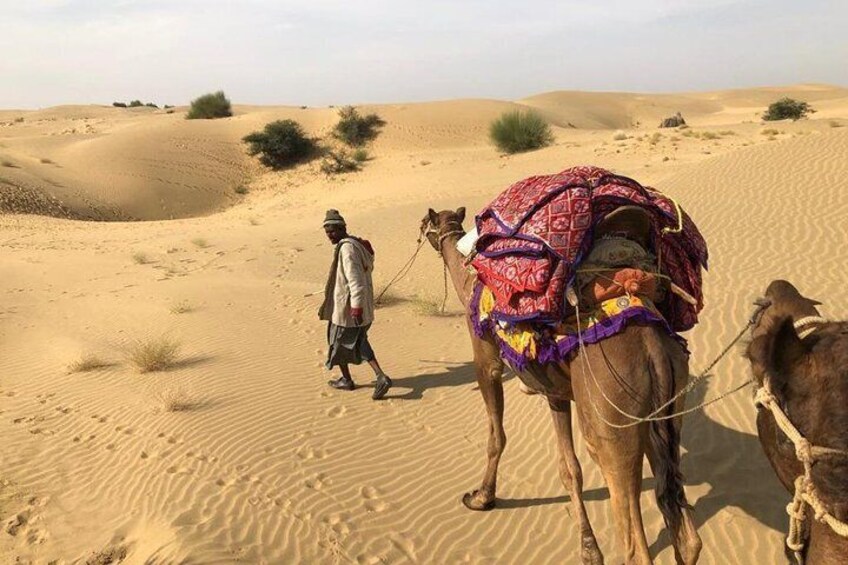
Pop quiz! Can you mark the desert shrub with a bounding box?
[112,102,127,108]
[761,128,780,136]
[186,90,232,119]
[68,354,111,373]
[153,387,204,412]
[242,120,316,169]
[352,148,369,162]
[132,252,149,264]
[163,105,173,109]
[320,149,361,175]
[2,160,17,168]
[145,102,158,108]
[129,100,143,107]
[701,131,719,140]
[129,337,180,373]
[490,110,554,154]
[191,238,209,248]
[612,131,629,141]
[333,106,385,146]
[762,98,813,121]
[234,185,248,195]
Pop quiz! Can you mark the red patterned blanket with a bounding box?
[470,165,708,331]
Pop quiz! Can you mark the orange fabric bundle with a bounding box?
[582,268,659,304]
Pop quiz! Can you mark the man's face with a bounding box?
[324,224,345,244]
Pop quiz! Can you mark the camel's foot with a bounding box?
[462,489,496,511]
[580,533,604,565]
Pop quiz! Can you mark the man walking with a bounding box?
[318,209,393,400]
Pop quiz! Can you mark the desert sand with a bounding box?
[1,84,847,563]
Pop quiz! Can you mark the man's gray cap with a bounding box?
[323,209,346,227]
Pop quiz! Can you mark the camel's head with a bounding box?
[420,207,466,253]
[745,280,848,522]
[749,280,823,344]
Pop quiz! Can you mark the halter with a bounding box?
[422,219,465,256]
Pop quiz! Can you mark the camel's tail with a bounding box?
[646,335,689,533]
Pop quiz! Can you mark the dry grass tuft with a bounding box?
[761,128,780,136]
[829,120,844,128]
[132,252,149,265]
[612,131,629,141]
[411,295,450,317]
[700,131,720,140]
[191,238,209,248]
[152,388,205,413]
[129,337,181,373]
[68,354,111,373]
[374,287,407,308]
[169,300,192,314]
[1,160,17,168]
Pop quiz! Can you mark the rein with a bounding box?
[374,219,464,312]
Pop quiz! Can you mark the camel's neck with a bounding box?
[807,521,848,564]
[439,234,476,308]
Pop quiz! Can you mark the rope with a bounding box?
[374,238,426,305]
[753,380,848,553]
[573,300,758,429]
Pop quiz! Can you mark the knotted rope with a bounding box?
[753,380,848,559]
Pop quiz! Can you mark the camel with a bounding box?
[746,280,848,564]
[421,207,702,565]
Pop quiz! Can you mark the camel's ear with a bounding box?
[771,317,810,387]
[456,207,466,224]
[428,208,439,225]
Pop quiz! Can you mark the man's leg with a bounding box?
[328,363,355,390]
[368,357,392,401]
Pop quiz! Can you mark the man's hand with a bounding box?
[350,307,363,326]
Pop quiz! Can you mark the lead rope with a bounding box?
[573,301,763,429]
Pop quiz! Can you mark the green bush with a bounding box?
[129,100,143,107]
[243,120,317,169]
[112,102,127,108]
[489,110,554,154]
[762,98,813,121]
[352,148,369,162]
[145,102,158,108]
[333,106,385,146]
[186,90,232,120]
[320,149,361,175]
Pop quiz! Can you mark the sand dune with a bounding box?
[1,84,847,563]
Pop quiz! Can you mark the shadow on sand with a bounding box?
[394,362,789,548]
[381,360,515,401]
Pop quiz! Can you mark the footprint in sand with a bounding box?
[360,486,388,512]
[305,473,328,490]
[323,512,351,536]
[295,445,328,460]
[326,405,347,418]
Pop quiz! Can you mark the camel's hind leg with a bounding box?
[548,397,604,565]
[572,347,653,565]
[462,330,506,511]
[644,348,701,565]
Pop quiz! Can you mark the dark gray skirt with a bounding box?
[325,323,375,369]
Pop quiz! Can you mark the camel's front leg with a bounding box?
[463,333,506,511]
[549,398,604,565]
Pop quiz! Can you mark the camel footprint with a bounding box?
[360,486,388,513]
[326,405,347,418]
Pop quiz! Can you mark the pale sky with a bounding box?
[1,0,846,109]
